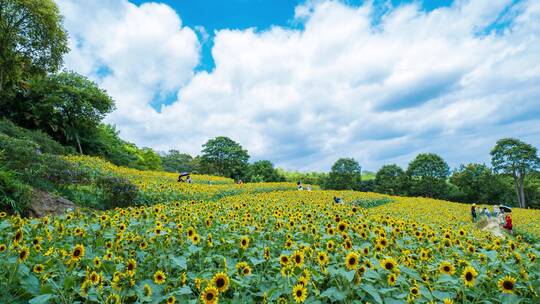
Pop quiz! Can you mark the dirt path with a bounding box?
[479,218,506,239]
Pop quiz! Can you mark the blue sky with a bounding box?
[57,0,540,171]
[129,0,454,73]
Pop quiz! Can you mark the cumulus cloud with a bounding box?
[58,0,540,171]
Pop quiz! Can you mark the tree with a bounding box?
[200,136,249,180]
[3,72,115,153]
[161,150,194,173]
[406,153,449,198]
[375,164,406,195]
[246,160,285,182]
[81,124,138,167]
[449,163,504,204]
[0,0,68,97]
[490,138,540,208]
[323,158,362,190]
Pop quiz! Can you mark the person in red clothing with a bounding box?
[502,213,513,234]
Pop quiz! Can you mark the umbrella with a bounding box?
[179,172,190,177]
[499,205,512,213]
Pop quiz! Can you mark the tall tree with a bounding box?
[375,164,406,195]
[4,71,115,153]
[490,138,540,208]
[247,160,285,182]
[449,163,503,204]
[0,0,68,97]
[200,136,249,180]
[406,153,449,198]
[161,150,194,173]
[323,158,362,190]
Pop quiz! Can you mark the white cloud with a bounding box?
[58,0,540,171]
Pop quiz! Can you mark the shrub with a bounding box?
[96,175,139,208]
[0,119,67,155]
[0,170,32,215]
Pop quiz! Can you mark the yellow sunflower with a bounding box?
[438,261,456,275]
[212,272,230,292]
[153,270,166,285]
[498,276,517,294]
[461,266,478,287]
[201,286,219,304]
[240,236,249,250]
[345,251,359,270]
[380,257,398,273]
[18,246,30,262]
[291,250,305,268]
[292,284,308,303]
[71,244,85,262]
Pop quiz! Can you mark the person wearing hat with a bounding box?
[471,203,477,223]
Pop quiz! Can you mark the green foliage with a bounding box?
[0,119,67,154]
[96,175,139,209]
[375,164,407,195]
[81,124,138,167]
[0,169,32,215]
[491,138,540,208]
[161,150,194,173]
[449,163,506,204]
[406,153,449,198]
[200,136,249,180]
[4,72,115,153]
[276,168,327,185]
[323,158,362,190]
[246,160,285,182]
[126,146,163,171]
[0,0,69,98]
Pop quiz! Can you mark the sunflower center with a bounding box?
[296,290,303,297]
[206,293,214,300]
[348,257,356,265]
[74,249,81,257]
[465,272,473,281]
[216,278,225,288]
[385,263,393,270]
[443,266,450,272]
[503,281,514,290]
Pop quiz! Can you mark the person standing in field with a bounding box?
[471,204,477,222]
[502,213,513,234]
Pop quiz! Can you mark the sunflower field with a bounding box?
[0,157,539,303]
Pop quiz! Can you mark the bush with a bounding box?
[0,119,67,155]
[96,175,139,209]
[0,170,32,215]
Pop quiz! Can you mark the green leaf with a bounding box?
[340,269,356,282]
[320,287,345,301]
[361,284,383,304]
[176,286,192,295]
[432,290,455,301]
[29,294,56,304]
[21,274,40,295]
[500,293,522,304]
[172,256,187,270]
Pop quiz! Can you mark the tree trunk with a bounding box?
[519,174,526,208]
[75,133,83,154]
[512,173,522,208]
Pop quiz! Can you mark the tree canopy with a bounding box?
[200,136,249,180]
[406,153,449,198]
[0,0,68,98]
[375,164,406,195]
[246,160,285,182]
[323,158,362,190]
[161,150,195,173]
[3,71,115,153]
[491,138,540,208]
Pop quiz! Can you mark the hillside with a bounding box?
[1,156,539,303]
